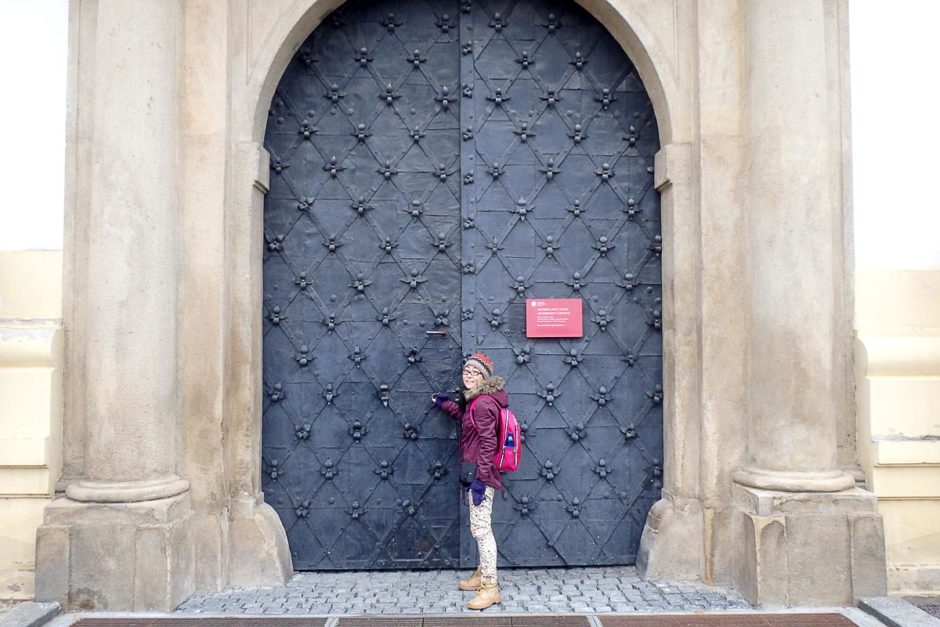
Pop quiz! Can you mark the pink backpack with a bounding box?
[468,396,522,472]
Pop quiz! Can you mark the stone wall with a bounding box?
[0,250,63,608]
[856,270,940,596]
[24,0,888,611]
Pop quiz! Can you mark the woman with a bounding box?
[433,352,508,610]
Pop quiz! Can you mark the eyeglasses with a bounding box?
[462,367,483,377]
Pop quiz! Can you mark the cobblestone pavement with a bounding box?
[177,567,753,615]
[910,598,940,619]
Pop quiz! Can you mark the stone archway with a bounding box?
[214,0,887,604]
[224,0,707,592]
[225,0,695,582]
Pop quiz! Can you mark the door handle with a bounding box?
[425,330,448,337]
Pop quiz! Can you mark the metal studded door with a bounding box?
[262,0,464,569]
[262,0,662,570]
[459,0,662,568]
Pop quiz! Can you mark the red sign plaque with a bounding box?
[525,299,583,338]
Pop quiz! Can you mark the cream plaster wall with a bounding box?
[855,270,940,596]
[0,251,63,608]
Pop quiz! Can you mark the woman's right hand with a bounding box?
[432,391,450,406]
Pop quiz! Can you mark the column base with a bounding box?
[35,492,194,611]
[733,467,855,492]
[637,491,704,581]
[732,484,887,607]
[226,494,292,587]
[65,475,190,503]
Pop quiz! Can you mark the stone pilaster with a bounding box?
[732,0,884,605]
[736,0,852,493]
[35,0,194,611]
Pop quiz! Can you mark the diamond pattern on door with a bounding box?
[263,0,662,570]
[458,0,662,567]
[262,0,463,570]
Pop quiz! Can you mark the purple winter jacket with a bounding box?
[438,377,508,491]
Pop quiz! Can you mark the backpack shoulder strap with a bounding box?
[466,394,495,429]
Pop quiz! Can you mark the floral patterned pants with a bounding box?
[468,486,497,584]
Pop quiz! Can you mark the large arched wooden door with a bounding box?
[261,0,662,570]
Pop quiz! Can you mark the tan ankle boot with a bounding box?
[466,581,501,610]
[457,569,481,591]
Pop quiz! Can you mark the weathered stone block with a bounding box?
[733,484,886,606]
[192,513,227,593]
[637,493,703,581]
[707,507,736,586]
[737,512,788,606]
[135,526,168,610]
[33,525,68,605]
[850,514,888,599]
[0,601,60,627]
[71,522,135,610]
[169,512,196,608]
[227,497,292,588]
[786,515,851,605]
[35,494,193,611]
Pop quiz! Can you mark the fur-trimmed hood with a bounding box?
[463,376,508,405]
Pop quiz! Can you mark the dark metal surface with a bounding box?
[262,0,662,570]
[458,0,662,569]
[262,0,464,570]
